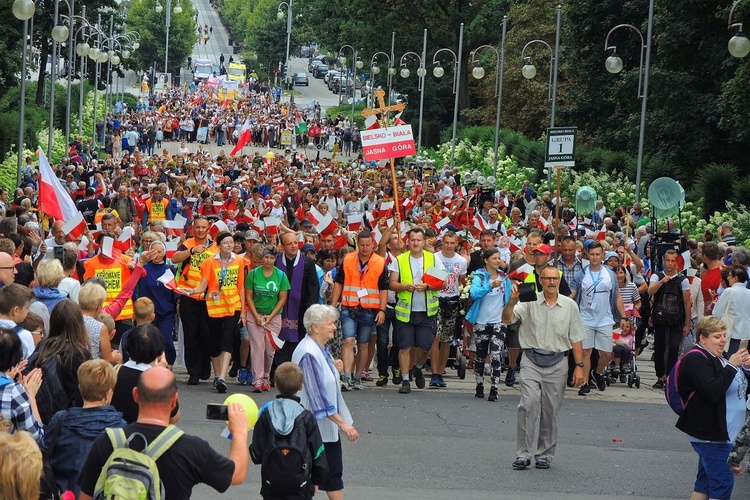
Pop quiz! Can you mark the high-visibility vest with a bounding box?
[176,238,216,300]
[146,198,167,222]
[83,256,133,320]
[200,253,245,318]
[394,251,439,323]
[340,252,386,309]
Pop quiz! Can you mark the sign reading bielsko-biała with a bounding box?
[544,127,577,169]
[361,125,417,162]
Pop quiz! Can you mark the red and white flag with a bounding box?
[157,269,180,292]
[402,198,414,212]
[264,217,281,236]
[209,220,230,239]
[393,112,406,126]
[62,212,87,241]
[378,200,394,218]
[507,263,534,282]
[100,236,116,259]
[364,115,380,130]
[347,213,364,232]
[253,219,265,233]
[432,216,451,231]
[163,220,186,238]
[230,128,251,156]
[38,148,78,221]
[115,227,134,252]
[265,326,285,350]
[538,216,549,232]
[308,206,338,236]
[423,266,449,288]
[509,236,524,254]
[164,239,179,259]
[473,216,488,233]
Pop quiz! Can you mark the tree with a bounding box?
[0,0,26,95]
[124,0,198,75]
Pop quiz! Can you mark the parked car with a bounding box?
[299,46,312,58]
[308,56,326,72]
[327,74,342,91]
[313,64,329,78]
[324,70,340,86]
[292,72,309,86]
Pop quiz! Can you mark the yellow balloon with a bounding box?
[224,393,260,428]
[265,151,275,159]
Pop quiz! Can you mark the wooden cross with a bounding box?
[361,88,405,127]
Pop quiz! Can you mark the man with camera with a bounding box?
[502,265,586,471]
[78,367,248,499]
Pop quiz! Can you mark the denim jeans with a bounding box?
[340,307,377,344]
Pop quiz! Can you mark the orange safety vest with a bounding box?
[176,238,216,300]
[340,252,386,309]
[146,198,167,222]
[200,253,245,318]
[83,255,134,320]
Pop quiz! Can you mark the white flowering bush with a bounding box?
[695,201,750,247]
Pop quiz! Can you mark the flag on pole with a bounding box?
[393,112,406,126]
[347,213,364,232]
[230,129,251,156]
[61,212,87,241]
[308,206,338,236]
[264,217,281,236]
[209,220,230,239]
[163,219,186,238]
[164,239,179,259]
[294,113,308,134]
[38,148,78,221]
[265,326,285,350]
[378,200,394,218]
[365,115,380,130]
[157,269,180,292]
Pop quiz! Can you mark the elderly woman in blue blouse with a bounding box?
[292,304,358,500]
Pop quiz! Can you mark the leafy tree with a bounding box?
[0,0,26,94]
[124,0,198,75]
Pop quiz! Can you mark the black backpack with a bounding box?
[652,272,686,326]
[260,415,313,499]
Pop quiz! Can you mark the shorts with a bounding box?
[437,297,462,343]
[318,439,344,492]
[691,441,734,500]
[395,311,436,351]
[238,325,249,341]
[505,323,521,349]
[340,307,377,344]
[208,312,240,357]
[584,326,613,352]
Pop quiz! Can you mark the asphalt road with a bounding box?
[172,364,750,500]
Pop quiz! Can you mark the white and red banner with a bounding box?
[360,125,416,162]
[157,269,180,292]
[423,266,448,289]
[38,148,78,221]
[62,212,86,241]
[508,263,534,282]
[163,220,186,238]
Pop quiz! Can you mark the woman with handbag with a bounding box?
[465,248,512,402]
[712,266,750,356]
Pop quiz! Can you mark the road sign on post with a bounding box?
[545,127,577,169]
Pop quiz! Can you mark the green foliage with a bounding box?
[696,163,737,220]
[698,202,750,248]
[326,102,367,129]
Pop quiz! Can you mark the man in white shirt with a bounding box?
[437,180,453,201]
[431,232,467,388]
[0,284,37,359]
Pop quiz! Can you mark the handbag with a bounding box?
[464,273,485,324]
[721,290,735,352]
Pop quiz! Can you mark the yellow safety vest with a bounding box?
[394,251,439,322]
[146,199,167,222]
[201,254,244,318]
[176,238,216,300]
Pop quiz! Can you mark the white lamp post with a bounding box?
[728,0,750,58]
[433,22,464,171]
[277,0,292,89]
[399,29,428,153]
[155,0,182,74]
[13,0,35,185]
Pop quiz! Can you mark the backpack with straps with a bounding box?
[93,425,184,500]
[665,348,708,416]
[260,414,313,498]
[652,272,686,326]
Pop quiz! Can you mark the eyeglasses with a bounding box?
[31,330,43,337]
[0,266,15,270]
[540,277,560,282]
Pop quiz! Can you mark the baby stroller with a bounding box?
[605,327,641,389]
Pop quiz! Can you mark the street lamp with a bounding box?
[604,1,654,203]
[277,0,292,89]
[13,0,36,185]
[433,22,464,171]
[155,0,183,74]
[728,0,750,58]
[399,28,427,153]
[470,17,508,178]
[370,51,392,108]
[520,4,562,190]
[338,44,360,127]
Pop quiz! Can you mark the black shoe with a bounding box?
[592,370,606,391]
[475,384,485,399]
[392,369,403,385]
[505,367,517,387]
[512,458,531,470]
[229,362,240,378]
[412,367,425,389]
[578,384,590,396]
[566,377,574,388]
[488,388,498,402]
[376,374,388,387]
[398,381,411,394]
[187,375,200,385]
[535,458,550,469]
[652,380,665,389]
[216,378,227,394]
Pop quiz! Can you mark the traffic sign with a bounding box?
[545,127,577,168]
[360,125,416,161]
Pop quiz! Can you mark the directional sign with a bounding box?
[360,125,416,161]
[545,127,577,169]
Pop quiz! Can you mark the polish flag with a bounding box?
[242,209,255,224]
[308,206,338,236]
[115,227,134,252]
[458,186,467,198]
[473,216,488,233]
[378,200,394,218]
[163,220,186,237]
[264,217,281,236]
[432,216,451,231]
[230,129,251,156]
[568,220,577,231]
[595,227,607,241]
[37,148,78,221]
[507,263,534,282]
[333,235,349,250]
[209,220,230,239]
[100,236,116,259]
[297,231,305,250]
[509,236,524,254]
[402,198,414,212]
[265,326,286,350]
[62,212,87,241]
[253,219,265,233]
[372,225,383,245]
[365,115,380,130]
[157,268,180,292]
[423,266,449,288]
[538,216,549,232]
[347,213,364,232]
[164,239,179,259]
[393,112,406,126]
[677,250,692,272]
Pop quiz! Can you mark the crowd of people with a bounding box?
[1,80,750,498]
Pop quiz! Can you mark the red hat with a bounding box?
[533,244,551,255]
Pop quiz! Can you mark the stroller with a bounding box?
[605,326,642,389]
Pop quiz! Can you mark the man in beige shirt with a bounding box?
[502,265,586,471]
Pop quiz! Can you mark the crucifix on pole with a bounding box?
[362,87,406,235]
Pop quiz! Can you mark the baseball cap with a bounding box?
[533,244,551,255]
[583,239,595,250]
[245,230,261,241]
[605,251,619,262]
[301,243,316,254]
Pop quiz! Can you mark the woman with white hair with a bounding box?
[292,304,358,500]
[34,259,68,314]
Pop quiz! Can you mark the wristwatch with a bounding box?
[575,362,585,368]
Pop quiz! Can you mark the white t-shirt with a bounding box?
[408,255,427,312]
[387,253,398,305]
[435,252,467,298]
[578,266,616,328]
